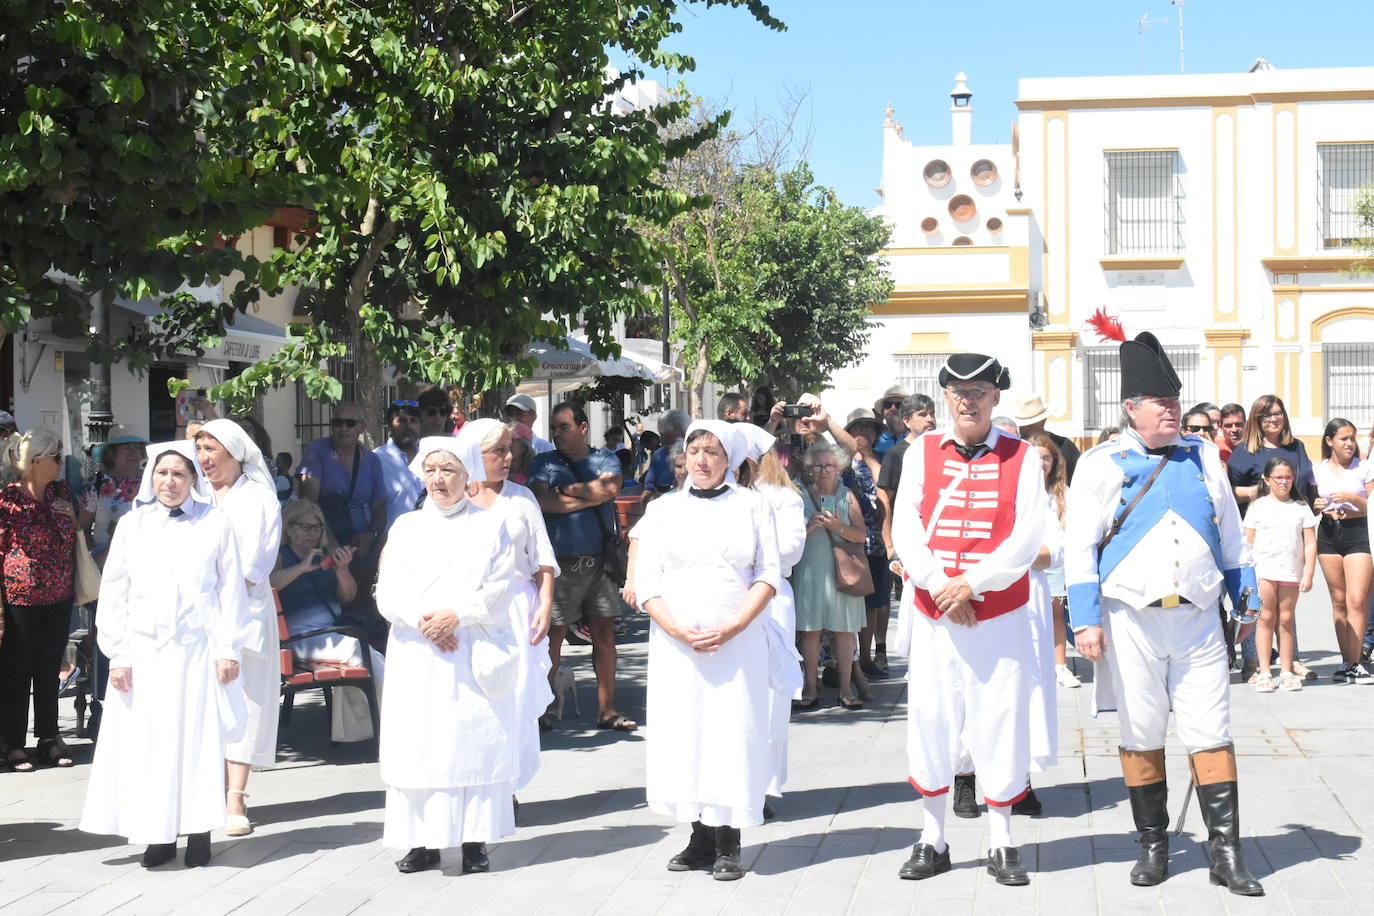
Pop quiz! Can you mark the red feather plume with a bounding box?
[1086,307,1126,343]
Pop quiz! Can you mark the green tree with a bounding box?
[723,163,892,401]
[3,1,784,431]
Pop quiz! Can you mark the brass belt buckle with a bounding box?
[1160,594,1180,609]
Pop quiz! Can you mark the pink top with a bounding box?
[1311,458,1372,514]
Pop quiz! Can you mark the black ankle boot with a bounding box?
[395,847,440,873]
[141,841,176,868]
[952,773,980,818]
[1126,782,1169,886]
[1195,781,1264,896]
[183,831,211,867]
[461,842,490,873]
[667,820,716,871]
[711,826,743,881]
[1011,785,1042,816]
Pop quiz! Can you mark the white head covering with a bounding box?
[735,422,779,464]
[408,435,488,485]
[454,417,508,476]
[684,419,742,487]
[135,440,212,505]
[197,418,275,493]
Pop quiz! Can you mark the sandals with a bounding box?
[596,713,638,732]
[791,696,820,711]
[225,789,252,837]
[37,739,74,768]
[1278,671,1303,692]
[839,696,865,710]
[1253,673,1276,694]
[6,750,35,773]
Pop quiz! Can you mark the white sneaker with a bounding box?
[1055,664,1081,688]
[1348,663,1374,685]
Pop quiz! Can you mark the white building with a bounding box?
[1018,64,1374,447]
[828,74,1045,424]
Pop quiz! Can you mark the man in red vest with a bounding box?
[890,353,1046,886]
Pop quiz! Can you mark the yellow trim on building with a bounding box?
[1212,106,1239,322]
[1099,256,1186,271]
[1016,88,1374,112]
[1274,294,1298,342]
[893,332,955,354]
[1031,330,1079,350]
[1042,111,1070,324]
[872,291,1030,315]
[1261,255,1366,273]
[1309,351,1323,418]
[1271,103,1299,256]
[880,246,1012,256]
[1204,328,1248,401]
[1203,328,1251,347]
[1312,305,1374,340]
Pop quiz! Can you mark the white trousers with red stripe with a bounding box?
[905,606,1032,807]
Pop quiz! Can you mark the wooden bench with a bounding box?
[274,589,380,755]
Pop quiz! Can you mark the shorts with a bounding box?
[865,554,891,610]
[551,555,623,626]
[1317,515,1371,557]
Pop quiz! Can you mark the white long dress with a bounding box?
[1026,492,1063,773]
[482,480,557,791]
[755,483,806,796]
[218,475,284,769]
[80,499,251,844]
[376,500,522,849]
[634,485,782,829]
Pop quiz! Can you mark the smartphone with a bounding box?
[782,404,814,419]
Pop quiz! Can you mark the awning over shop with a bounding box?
[515,336,681,396]
[115,297,288,366]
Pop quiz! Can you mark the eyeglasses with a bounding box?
[290,522,325,533]
[1261,411,1286,421]
[331,418,359,428]
[811,463,838,472]
[1264,475,1294,483]
[391,399,418,407]
[946,386,993,401]
[1183,424,1214,434]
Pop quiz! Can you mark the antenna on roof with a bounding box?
[1170,0,1187,73]
[1137,12,1168,74]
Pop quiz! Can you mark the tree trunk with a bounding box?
[342,198,397,448]
[690,338,709,419]
[354,331,385,449]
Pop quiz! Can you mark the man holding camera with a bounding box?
[1064,332,1263,896]
[890,353,1045,887]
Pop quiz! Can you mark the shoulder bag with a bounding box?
[813,485,874,597]
[73,529,102,605]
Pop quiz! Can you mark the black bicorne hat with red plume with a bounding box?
[1119,331,1182,400]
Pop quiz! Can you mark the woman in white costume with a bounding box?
[79,441,250,868]
[1020,434,1066,812]
[195,419,283,836]
[376,435,521,875]
[459,418,556,792]
[634,420,780,881]
[735,423,806,809]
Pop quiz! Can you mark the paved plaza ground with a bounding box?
[2,588,1371,914]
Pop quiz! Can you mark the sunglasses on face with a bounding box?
[882,400,903,410]
[291,522,325,533]
[420,407,447,418]
[331,417,359,428]
[1183,424,1214,434]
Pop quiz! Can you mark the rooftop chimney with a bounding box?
[950,72,972,145]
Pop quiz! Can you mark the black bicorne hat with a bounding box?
[937,353,1011,390]
[1119,331,1182,399]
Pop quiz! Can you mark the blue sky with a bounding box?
[621,0,1374,209]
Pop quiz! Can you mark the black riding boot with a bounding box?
[1126,782,1169,886]
[711,826,743,881]
[141,842,176,868]
[1195,781,1264,896]
[666,820,716,871]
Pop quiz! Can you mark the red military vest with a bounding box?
[912,433,1030,622]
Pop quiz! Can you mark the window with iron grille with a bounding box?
[294,351,358,446]
[893,352,953,423]
[1323,342,1374,430]
[1104,151,1185,255]
[1081,344,1198,430]
[1317,143,1374,249]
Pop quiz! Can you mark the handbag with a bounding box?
[74,529,102,605]
[812,485,874,597]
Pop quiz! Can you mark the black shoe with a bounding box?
[1011,786,1042,816]
[952,773,980,818]
[763,803,775,820]
[1333,666,1349,684]
[711,826,743,881]
[860,659,888,679]
[897,843,951,880]
[1126,782,1169,886]
[141,842,177,868]
[461,842,490,873]
[1195,781,1264,896]
[395,847,440,873]
[667,820,716,872]
[986,847,1030,886]
[512,796,519,825]
[184,832,211,868]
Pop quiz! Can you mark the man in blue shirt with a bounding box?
[373,399,424,534]
[528,403,635,732]
[873,385,909,456]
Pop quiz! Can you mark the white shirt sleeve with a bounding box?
[960,447,1047,596]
